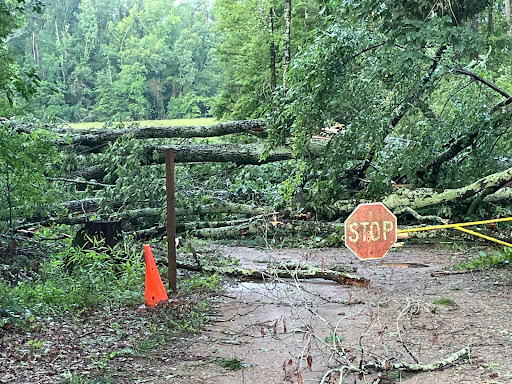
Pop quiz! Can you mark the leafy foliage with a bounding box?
[266,0,512,217]
[0,235,144,328]
[0,121,60,231]
[212,0,326,120]
[0,0,42,114]
[457,247,512,270]
[6,0,219,121]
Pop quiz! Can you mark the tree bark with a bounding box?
[269,7,277,92]
[142,142,325,165]
[331,165,512,217]
[11,119,266,152]
[324,347,470,380]
[120,203,268,220]
[190,219,342,239]
[178,260,369,288]
[282,0,291,88]
[506,0,511,35]
[61,198,268,217]
[488,0,494,37]
[70,141,324,181]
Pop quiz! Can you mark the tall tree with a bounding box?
[212,0,325,119]
[269,7,277,92]
[7,0,219,121]
[506,0,511,34]
[282,0,291,87]
[268,0,506,214]
[0,0,41,113]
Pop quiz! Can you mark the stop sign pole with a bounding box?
[344,203,397,260]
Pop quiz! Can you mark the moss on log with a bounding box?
[330,166,512,217]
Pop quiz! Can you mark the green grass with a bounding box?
[433,298,456,306]
[65,117,217,129]
[217,357,246,370]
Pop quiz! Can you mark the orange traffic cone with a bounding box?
[144,244,168,307]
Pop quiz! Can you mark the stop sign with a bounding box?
[344,203,397,260]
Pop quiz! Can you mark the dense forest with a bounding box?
[2,0,512,229]
[1,0,326,121]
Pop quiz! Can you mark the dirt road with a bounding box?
[2,244,512,383]
[168,245,512,384]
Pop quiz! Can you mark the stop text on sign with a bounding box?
[346,221,394,242]
[344,202,397,260]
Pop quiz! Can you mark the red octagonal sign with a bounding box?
[344,203,397,260]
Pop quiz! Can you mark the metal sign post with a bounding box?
[165,148,177,292]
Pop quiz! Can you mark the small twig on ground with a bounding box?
[431,269,478,277]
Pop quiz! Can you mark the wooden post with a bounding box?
[165,148,177,292]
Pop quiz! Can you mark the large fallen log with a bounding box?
[177,260,369,288]
[189,219,342,239]
[61,199,268,217]
[142,143,294,165]
[71,141,326,180]
[124,203,268,219]
[331,165,512,217]
[142,141,326,165]
[8,118,267,151]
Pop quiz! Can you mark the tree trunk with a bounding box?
[142,142,325,166]
[356,45,447,182]
[332,165,512,217]
[417,110,511,184]
[67,140,326,181]
[61,198,268,217]
[269,7,277,92]
[11,119,266,152]
[177,259,368,288]
[488,0,494,37]
[190,219,342,240]
[120,203,269,220]
[506,0,511,35]
[470,17,479,60]
[54,20,66,86]
[282,0,291,88]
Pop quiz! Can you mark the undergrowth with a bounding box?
[0,235,145,328]
[0,231,222,332]
[456,247,512,270]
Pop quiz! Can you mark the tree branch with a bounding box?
[341,42,386,66]
[48,177,114,188]
[453,68,511,99]
[356,45,447,180]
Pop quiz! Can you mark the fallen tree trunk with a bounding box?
[331,165,512,217]
[142,142,326,165]
[177,260,369,288]
[9,119,267,151]
[190,219,342,239]
[417,110,511,185]
[71,141,326,181]
[60,199,268,217]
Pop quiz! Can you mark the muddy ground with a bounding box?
[2,244,512,383]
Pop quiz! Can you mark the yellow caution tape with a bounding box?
[453,226,512,248]
[397,216,512,248]
[396,217,512,233]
